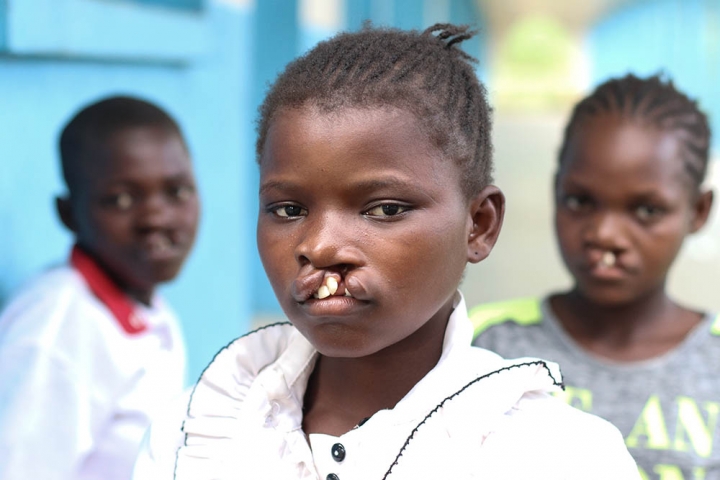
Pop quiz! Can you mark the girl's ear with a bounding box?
[56,196,78,233]
[690,189,714,233]
[467,185,505,264]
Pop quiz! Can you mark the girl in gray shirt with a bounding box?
[473,74,718,480]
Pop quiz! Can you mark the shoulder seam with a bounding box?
[469,297,543,338]
[710,314,720,337]
[186,321,292,404]
[380,360,561,478]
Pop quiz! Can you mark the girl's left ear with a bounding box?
[467,185,505,264]
[690,189,714,233]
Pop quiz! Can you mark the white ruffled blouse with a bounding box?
[134,294,640,480]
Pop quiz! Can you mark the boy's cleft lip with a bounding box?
[139,232,186,261]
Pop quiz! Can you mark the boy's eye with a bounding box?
[168,184,195,202]
[635,205,664,222]
[103,192,134,211]
[272,204,307,218]
[365,203,410,217]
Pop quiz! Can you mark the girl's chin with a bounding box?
[574,287,641,308]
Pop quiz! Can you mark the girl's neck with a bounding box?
[302,304,451,437]
[550,288,702,362]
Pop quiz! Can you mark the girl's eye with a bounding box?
[635,205,664,222]
[272,205,307,218]
[563,194,591,212]
[365,204,410,217]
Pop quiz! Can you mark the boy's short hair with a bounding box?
[257,24,493,198]
[59,96,186,195]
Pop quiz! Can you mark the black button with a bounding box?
[327,475,340,480]
[331,443,346,462]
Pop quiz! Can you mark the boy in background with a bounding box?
[0,96,200,480]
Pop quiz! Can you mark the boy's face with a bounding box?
[258,106,491,358]
[555,114,709,306]
[60,127,200,303]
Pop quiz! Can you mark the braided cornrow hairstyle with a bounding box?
[257,23,493,197]
[558,74,711,189]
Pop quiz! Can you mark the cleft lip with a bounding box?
[291,269,326,303]
[138,231,186,261]
[292,268,358,302]
[585,249,621,269]
[580,250,639,281]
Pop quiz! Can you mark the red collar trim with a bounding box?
[70,245,148,335]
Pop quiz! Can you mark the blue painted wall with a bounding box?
[0,0,6,49]
[132,0,203,10]
[589,0,720,151]
[0,0,487,380]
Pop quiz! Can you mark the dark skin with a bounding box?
[57,126,200,305]
[302,300,454,435]
[552,114,713,361]
[257,105,504,436]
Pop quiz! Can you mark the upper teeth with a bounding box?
[150,236,171,252]
[326,277,338,295]
[313,275,349,299]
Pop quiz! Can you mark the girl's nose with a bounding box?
[583,211,627,250]
[294,213,359,269]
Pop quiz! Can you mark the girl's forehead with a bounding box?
[562,148,699,209]
[559,116,701,195]
[270,104,419,135]
[565,117,685,174]
[262,106,434,166]
[258,105,463,196]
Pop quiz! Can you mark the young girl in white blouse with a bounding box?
[135,24,640,479]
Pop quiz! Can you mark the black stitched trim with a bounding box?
[172,321,292,480]
[381,360,562,479]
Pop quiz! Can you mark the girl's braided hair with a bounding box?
[257,23,493,197]
[559,74,711,188]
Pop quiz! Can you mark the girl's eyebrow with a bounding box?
[627,190,674,204]
[259,176,417,195]
[259,180,294,195]
[562,175,676,203]
[558,175,591,189]
[350,177,416,192]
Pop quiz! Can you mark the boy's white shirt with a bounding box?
[0,265,186,480]
[135,293,640,480]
